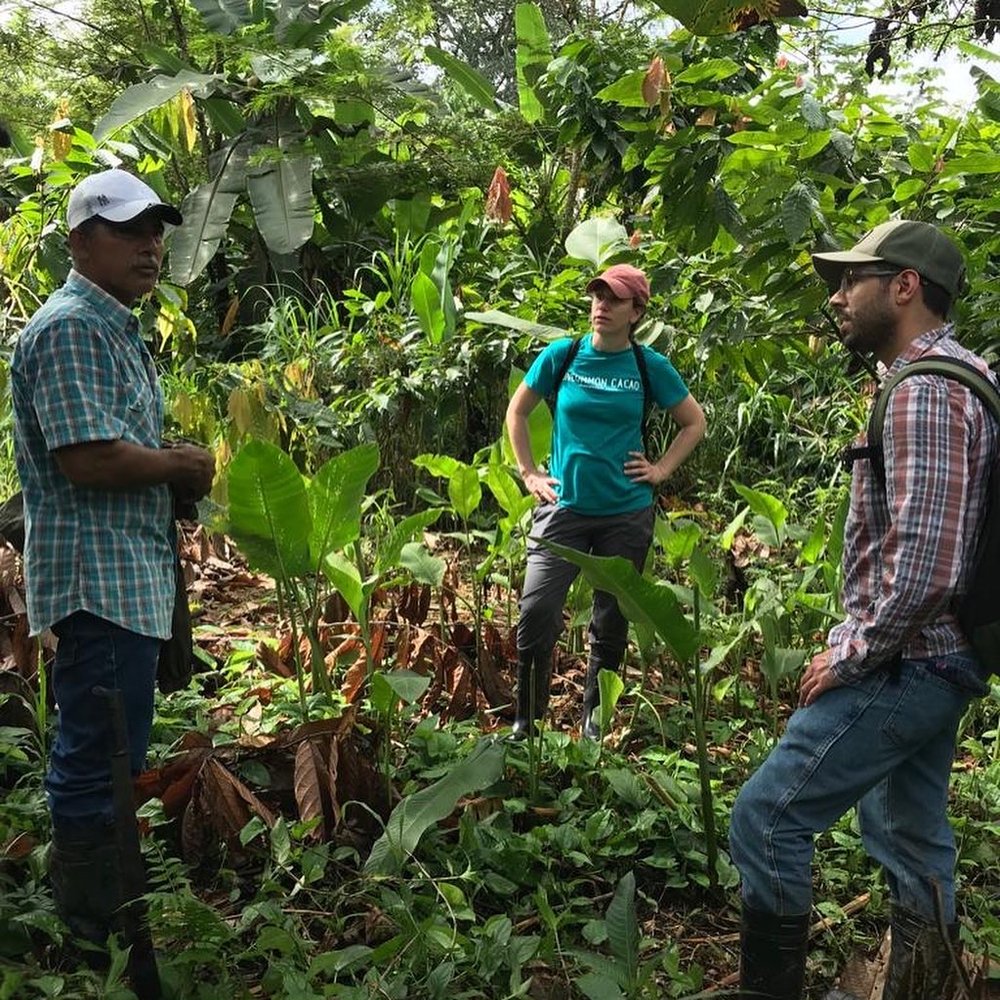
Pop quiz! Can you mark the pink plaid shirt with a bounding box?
[829,325,999,683]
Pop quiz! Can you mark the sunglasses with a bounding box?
[838,266,905,292]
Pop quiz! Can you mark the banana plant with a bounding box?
[224,439,379,715]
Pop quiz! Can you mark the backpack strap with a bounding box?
[846,358,1000,484]
[630,337,653,456]
[545,336,583,411]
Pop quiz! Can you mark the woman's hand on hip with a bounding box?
[522,470,560,504]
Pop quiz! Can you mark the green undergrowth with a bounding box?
[2,653,999,999]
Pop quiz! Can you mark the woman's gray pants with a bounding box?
[517,503,655,672]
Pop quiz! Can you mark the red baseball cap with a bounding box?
[585,263,650,305]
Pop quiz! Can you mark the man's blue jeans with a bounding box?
[46,611,161,832]
[730,656,977,922]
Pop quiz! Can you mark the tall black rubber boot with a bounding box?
[511,650,550,740]
[881,903,961,1000]
[739,905,810,1000]
[581,660,601,740]
[50,823,123,967]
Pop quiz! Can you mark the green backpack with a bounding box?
[862,358,1000,672]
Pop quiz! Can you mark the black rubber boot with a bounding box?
[739,905,810,1000]
[581,660,601,740]
[50,823,123,965]
[881,903,961,1000]
[511,651,550,740]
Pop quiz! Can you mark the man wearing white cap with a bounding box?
[729,221,997,999]
[10,169,215,951]
[506,263,706,740]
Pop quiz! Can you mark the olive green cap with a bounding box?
[812,220,966,299]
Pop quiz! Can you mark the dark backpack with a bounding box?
[546,336,654,454]
[857,358,1000,671]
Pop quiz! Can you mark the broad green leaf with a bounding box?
[321,551,365,624]
[413,454,463,479]
[170,137,249,285]
[485,464,525,516]
[595,70,648,108]
[713,184,747,242]
[247,150,314,254]
[798,130,831,160]
[606,872,639,988]
[365,740,506,874]
[411,270,446,342]
[781,181,816,245]
[190,0,251,34]
[425,45,497,110]
[799,94,827,130]
[201,98,247,136]
[657,518,701,568]
[308,443,380,560]
[940,153,1000,176]
[564,217,629,267]
[576,973,624,1000]
[502,366,554,470]
[383,669,431,706]
[227,440,312,580]
[734,483,788,543]
[893,178,925,203]
[688,545,719,599]
[542,541,699,663]
[515,3,551,123]
[249,49,315,84]
[95,71,219,141]
[719,506,749,551]
[370,672,395,716]
[597,669,624,736]
[399,542,446,587]
[464,310,571,342]
[376,509,441,573]
[907,143,936,173]
[449,465,482,520]
[674,57,741,84]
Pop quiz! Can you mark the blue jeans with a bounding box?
[46,611,161,832]
[729,657,976,922]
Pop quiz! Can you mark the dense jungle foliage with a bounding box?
[1,0,1000,997]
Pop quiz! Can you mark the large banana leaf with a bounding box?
[190,0,251,35]
[424,46,497,111]
[542,541,699,663]
[226,440,313,580]
[308,443,379,561]
[515,2,551,123]
[365,740,505,874]
[95,71,218,142]
[169,137,249,285]
[247,150,314,254]
[464,310,570,342]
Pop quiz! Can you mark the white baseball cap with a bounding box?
[67,169,182,231]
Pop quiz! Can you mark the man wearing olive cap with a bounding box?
[730,220,998,999]
[505,263,706,739]
[11,169,215,951]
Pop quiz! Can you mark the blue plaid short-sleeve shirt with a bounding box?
[11,270,174,639]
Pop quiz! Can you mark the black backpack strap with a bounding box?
[864,358,1000,484]
[630,338,652,456]
[545,336,583,412]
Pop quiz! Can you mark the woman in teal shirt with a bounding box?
[506,263,706,739]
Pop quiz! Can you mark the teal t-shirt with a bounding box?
[524,335,689,514]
